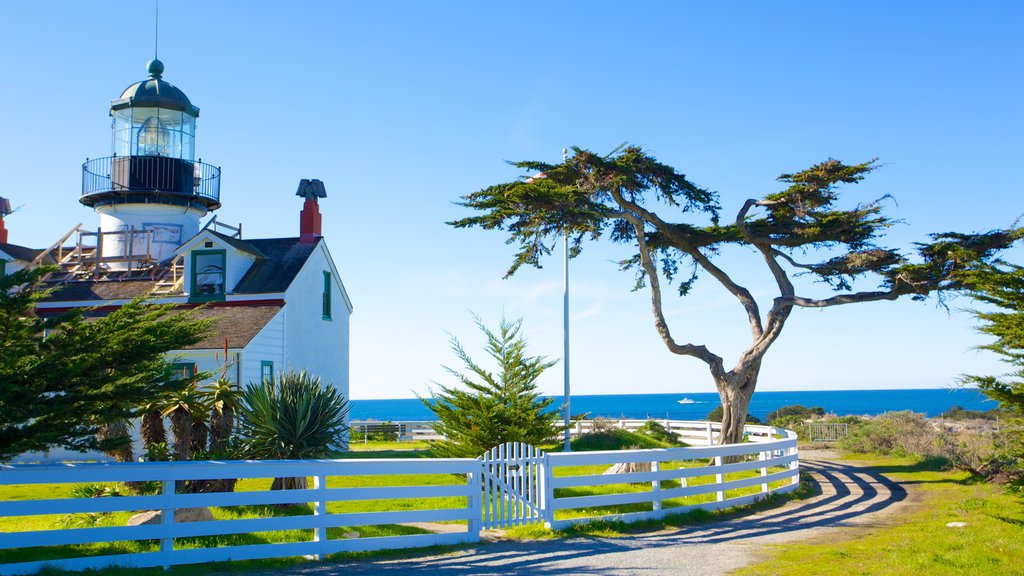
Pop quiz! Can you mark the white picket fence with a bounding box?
[0,422,798,574]
[0,458,481,575]
[545,424,799,529]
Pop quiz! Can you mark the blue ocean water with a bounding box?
[350,388,996,422]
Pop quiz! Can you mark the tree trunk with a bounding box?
[96,420,134,463]
[190,419,209,456]
[140,410,166,451]
[169,408,193,461]
[715,368,759,446]
[208,406,233,453]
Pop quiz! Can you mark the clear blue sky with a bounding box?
[1,1,1021,399]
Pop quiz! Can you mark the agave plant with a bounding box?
[237,370,350,490]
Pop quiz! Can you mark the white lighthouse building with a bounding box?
[80,58,221,267]
[4,60,353,462]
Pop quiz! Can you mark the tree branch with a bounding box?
[617,209,726,378]
[610,190,765,338]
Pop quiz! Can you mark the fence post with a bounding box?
[543,454,555,528]
[312,474,328,559]
[706,422,713,445]
[467,464,482,539]
[651,460,662,514]
[791,443,801,486]
[160,479,174,568]
[759,451,769,493]
[714,456,724,502]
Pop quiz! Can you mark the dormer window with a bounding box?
[191,249,226,301]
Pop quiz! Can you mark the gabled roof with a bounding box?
[0,243,49,263]
[46,279,159,302]
[206,230,267,258]
[182,305,283,350]
[232,237,319,294]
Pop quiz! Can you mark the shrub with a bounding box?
[839,411,940,457]
[767,405,825,423]
[571,429,671,451]
[939,405,1001,421]
[636,420,680,445]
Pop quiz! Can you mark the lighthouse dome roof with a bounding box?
[110,59,199,117]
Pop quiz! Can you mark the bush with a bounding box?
[939,405,1002,421]
[636,420,679,445]
[767,405,825,423]
[839,411,941,457]
[571,429,671,451]
[706,405,762,425]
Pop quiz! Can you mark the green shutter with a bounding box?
[322,271,332,320]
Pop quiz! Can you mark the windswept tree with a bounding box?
[451,146,1022,444]
[0,267,212,461]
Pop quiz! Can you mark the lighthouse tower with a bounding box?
[80,59,220,268]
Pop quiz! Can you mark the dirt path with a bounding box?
[244,452,910,576]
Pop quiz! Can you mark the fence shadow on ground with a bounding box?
[276,459,905,576]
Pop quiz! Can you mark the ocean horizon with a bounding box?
[350,388,996,422]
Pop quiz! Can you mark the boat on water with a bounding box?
[677,398,697,404]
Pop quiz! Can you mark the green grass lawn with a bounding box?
[0,441,466,568]
[735,455,1024,576]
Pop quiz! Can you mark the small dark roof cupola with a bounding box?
[80,60,222,265]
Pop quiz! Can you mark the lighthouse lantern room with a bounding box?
[80,59,221,268]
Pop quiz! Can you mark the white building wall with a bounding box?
[281,241,351,400]
[0,251,27,275]
[239,309,287,386]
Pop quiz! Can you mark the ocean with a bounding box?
[350,388,997,422]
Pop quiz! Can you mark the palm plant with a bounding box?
[139,406,167,452]
[207,377,241,453]
[237,370,350,490]
[160,386,210,461]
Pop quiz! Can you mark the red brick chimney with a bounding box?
[0,197,11,244]
[296,179,327,244]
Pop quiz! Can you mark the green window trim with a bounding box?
[322,271,332,320]
[190,249,226,302]
[0,259,6,277]
[168,362,197,383]
[261,361,274,383]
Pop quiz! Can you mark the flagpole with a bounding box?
[562,148,572,452]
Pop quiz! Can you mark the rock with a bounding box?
[603,461,652,475]
[127,507,215,526]
[946,521,968,529]
[342,531,360,539]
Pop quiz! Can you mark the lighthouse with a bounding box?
[80,59,220,268]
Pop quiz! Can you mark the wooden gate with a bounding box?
[479,442,547,529]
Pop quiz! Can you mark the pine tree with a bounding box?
[0,266,211,461]
[423,316,559,458]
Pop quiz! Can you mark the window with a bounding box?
[322,271,332,320]
[190,249,226,301]
[168,362,197,382]
[261,361,274,383]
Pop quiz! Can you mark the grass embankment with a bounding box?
[736,455,1024,576]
